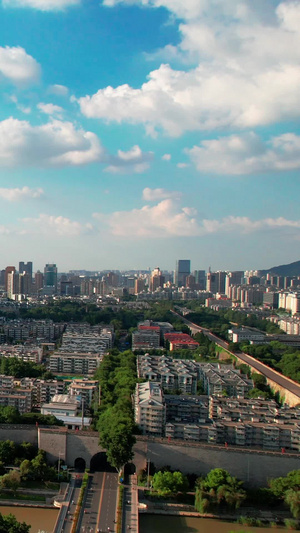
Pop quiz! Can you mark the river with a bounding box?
[139,515,286,533]
[0,506,59,533]
[0,506,287,533]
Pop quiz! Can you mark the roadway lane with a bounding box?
[79,472,118,533]
[172,310,300,400]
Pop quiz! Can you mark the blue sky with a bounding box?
[0,0,300,273]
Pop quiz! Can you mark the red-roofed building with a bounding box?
[164,332,199,351]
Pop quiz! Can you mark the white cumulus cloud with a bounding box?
[0,186,44,201]
[21,214,93,236]
[3,0,80,11]
[0,117,103,167]
[37,103,64,117]
[186,132,300,175]
[104,145,153,173]
[142,187,181,201]
[48,84,69,96]
[0,46,40,84]
[93,198,199,237]
[78,1,300,136]
[93,196,300,240]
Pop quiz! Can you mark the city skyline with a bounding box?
[0,1,300,270]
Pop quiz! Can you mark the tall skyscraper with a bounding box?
[206,270,226,294]
[35,270,44,294]
[19,261,33,279]
[44,264,58,294]
[174,260,190,287]
[5,266,15,293]
[150,267,165,292]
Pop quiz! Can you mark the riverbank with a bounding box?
[138,498,292,526]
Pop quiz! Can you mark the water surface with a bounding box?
[0,505,59,533]
[139,514,285,533]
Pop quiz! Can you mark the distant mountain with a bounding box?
[260,260,300,277]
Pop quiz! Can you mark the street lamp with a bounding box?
[146,458,150,490]
[58,451,63,481]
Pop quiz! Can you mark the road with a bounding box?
[78,472,119,533]
[173,310,300,400]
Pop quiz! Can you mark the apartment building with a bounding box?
[0,389,32,414]
[164,332,199,351]
[68,379,98,406]
[198,363,253,397]
[136,381,300,451]
[137,354,199,394]
[134,381,166,437]
[132,326,161,351]
[49,352,101,375]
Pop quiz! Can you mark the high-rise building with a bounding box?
[5,266,15,294]
[7,270,18,298]
[19,272,32,296]
[225,271,244,296]
[174,260,190,287]
[206,270,226,294]
[19,262,33,279]
[150,267,165,292]
[44,264,58,294]
[193,270,206,289]
[135,278,145,294]
[35,271,44,294]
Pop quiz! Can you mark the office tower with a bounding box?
[206,270,226,294]
[5,266,15,293]
[44,264,58,294]
[186,275,196,289]
[193,270,206,289]
[135,278,145,294]
[19,261,33,279]
[35,270,44,294]
[19,272,32,295]
[150,267,165,292]
[174,260,190,287]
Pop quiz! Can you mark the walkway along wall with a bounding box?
[234,352,300,407]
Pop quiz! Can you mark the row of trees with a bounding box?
[0,441,67,482]
[0,406,63,426]
[0,357,53,379]
[139,464,300,521]
[94,350,138,471]
[183,305,281,339]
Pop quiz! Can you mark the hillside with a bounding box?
[260,260,300,277]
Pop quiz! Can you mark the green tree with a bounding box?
[285,489,300,519]
[0,441,16,465]
[195,468,246,512]
[0,513,29,533]
[152,471,188,496]
[20,460,32,481]
[31,450,49,480]
[269,470,300,498]
[1,470,21,496]
[98,406,136,472]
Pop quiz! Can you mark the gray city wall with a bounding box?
[0,426,298,487]
[138,441,300,487]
